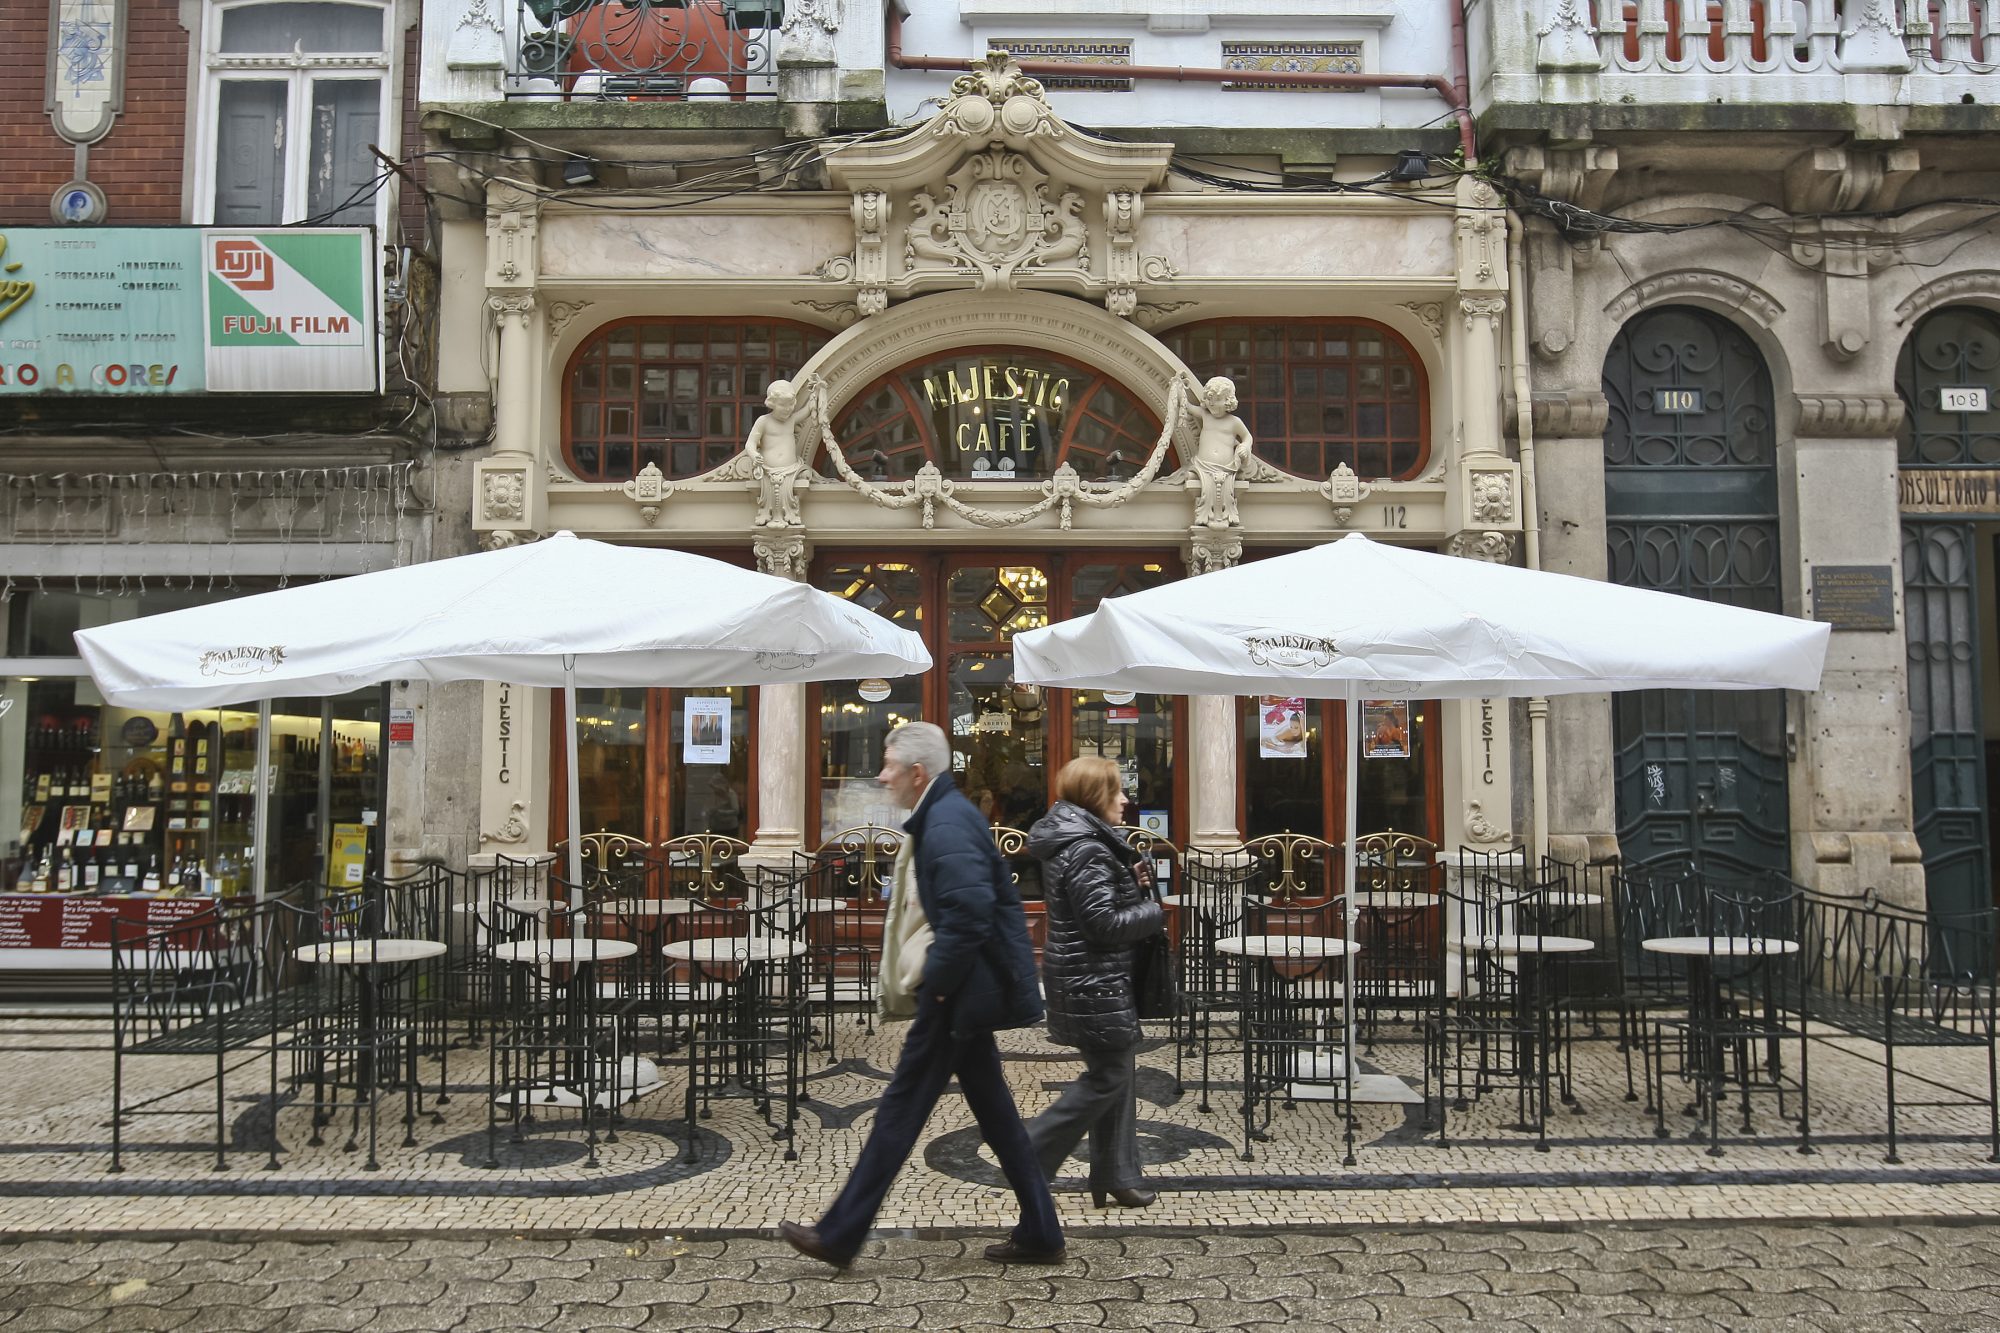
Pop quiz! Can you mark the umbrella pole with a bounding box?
[1342,687,1359,1166]
[563,657,585,939]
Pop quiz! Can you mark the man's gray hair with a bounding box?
[884,721,952,779]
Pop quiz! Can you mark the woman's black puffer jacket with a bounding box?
[1028,800,1165,1051]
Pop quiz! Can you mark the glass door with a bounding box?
[810,551,1184,850]
[944,562,1053,834]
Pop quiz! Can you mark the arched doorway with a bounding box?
[1897,303,2000,916]
[1601,304,1790,872]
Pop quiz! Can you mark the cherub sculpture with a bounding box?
[1186,375,1256,528]
[740,378,822,528]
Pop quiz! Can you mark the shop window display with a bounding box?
[0,588,382,967]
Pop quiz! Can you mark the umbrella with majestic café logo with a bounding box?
[75,531,932,886]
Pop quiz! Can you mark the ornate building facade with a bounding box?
[399,0,2000,914]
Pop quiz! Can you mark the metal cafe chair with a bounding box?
[795,825,901,1062]
[1233,888,1360,1165]
[482,883,639,1169]
[1349,832,1445,1059]
[273,890,445,1171]
[662,866,810,1164]
[1642,879,1811,1156]
[1435,848,1595,1151]
[1174,847,1254,1107]
[1611,858,1706,1110]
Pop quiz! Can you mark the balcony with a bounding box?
[505,0,779,101]
[1478,0,2000,129]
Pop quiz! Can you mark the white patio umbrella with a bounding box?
[74,531,932,890]
[1013,532,1831,1106]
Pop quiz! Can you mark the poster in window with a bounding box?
[1258,697,1308,759]
[683,696,732,765]
[1362,699,1410,759]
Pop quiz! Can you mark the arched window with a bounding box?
[1897,305,2000,468]
[1161,318,1428,480]
[828,348,1162,483]
[562,317,830,482]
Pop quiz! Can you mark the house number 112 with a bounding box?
[1380,505,1408,529]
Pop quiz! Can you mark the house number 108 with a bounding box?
[1380,505,1408,529]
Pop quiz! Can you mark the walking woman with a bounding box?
[1025,756,1165,1208]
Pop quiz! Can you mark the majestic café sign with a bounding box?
[0,226,377,394]
[920,360,1070,462]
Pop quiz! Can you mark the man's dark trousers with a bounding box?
[813,998,1061,1258]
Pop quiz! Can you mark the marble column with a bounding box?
[744,531,811,869]
[1185,528,1242,849]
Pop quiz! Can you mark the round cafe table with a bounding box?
[1641,936,1803,1151]
[1450,934,1595,1146]
[291,937,447,1169]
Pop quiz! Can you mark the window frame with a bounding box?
[559,316,833,483]
[192,0,397,230]
[1162,316,1431,481]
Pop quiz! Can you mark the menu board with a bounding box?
[0,896,213,950]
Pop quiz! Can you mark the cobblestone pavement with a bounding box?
[5,1013,2000,1237]
[4,1224,2000,1330]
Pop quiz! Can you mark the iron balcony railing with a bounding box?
[510,0,780,101]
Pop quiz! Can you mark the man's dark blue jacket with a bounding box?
[905,776,1045,1041]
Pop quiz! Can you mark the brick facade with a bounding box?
[1,1,425,244]
[0,1,190,226]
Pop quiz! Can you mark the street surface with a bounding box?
[4,1224,2000,1330]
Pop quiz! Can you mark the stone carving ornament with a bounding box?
[482,470,526,523]
[708,380,823,528]
[1469,471,1516,525]
[811,53,1177,319]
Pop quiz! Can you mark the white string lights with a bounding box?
[0,462,417,602]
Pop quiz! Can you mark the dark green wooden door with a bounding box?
[1603,306,1790,872]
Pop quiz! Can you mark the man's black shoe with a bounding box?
[982,1239,1067,1265]
[779,1221,854,1270]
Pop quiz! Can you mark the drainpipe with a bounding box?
[1507,211,1550,866]
[884,3,1477,165]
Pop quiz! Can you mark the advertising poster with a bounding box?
[683,696,732,765]
[1258,697,1308,759]
[326,823,369,887]
[1362,699,1411,759]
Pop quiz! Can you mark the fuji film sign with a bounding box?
[0,226,377,395]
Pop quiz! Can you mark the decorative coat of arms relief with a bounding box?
[811,53,1176,318]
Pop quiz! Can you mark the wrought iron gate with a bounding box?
[1901,525,1993,918]
[1602,306,1790,871]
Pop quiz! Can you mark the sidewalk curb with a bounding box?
[6,1215,1999,1244]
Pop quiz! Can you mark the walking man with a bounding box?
[780,722,1064,1269]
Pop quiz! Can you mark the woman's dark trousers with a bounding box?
[1027,1042,1142,1191]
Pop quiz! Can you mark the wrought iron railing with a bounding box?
[510,0,780,100]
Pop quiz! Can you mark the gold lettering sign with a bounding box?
[1898,469,2000,514]
[920,361,1067,453]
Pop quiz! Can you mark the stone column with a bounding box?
[1530,389,1621,865]
[1186,528,1242,849]
[1442,176,1524,859]
[474,195,543,543]
[744,531,811,870]
[1789,393,1924,906]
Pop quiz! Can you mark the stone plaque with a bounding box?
[1811,565,1896,632]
